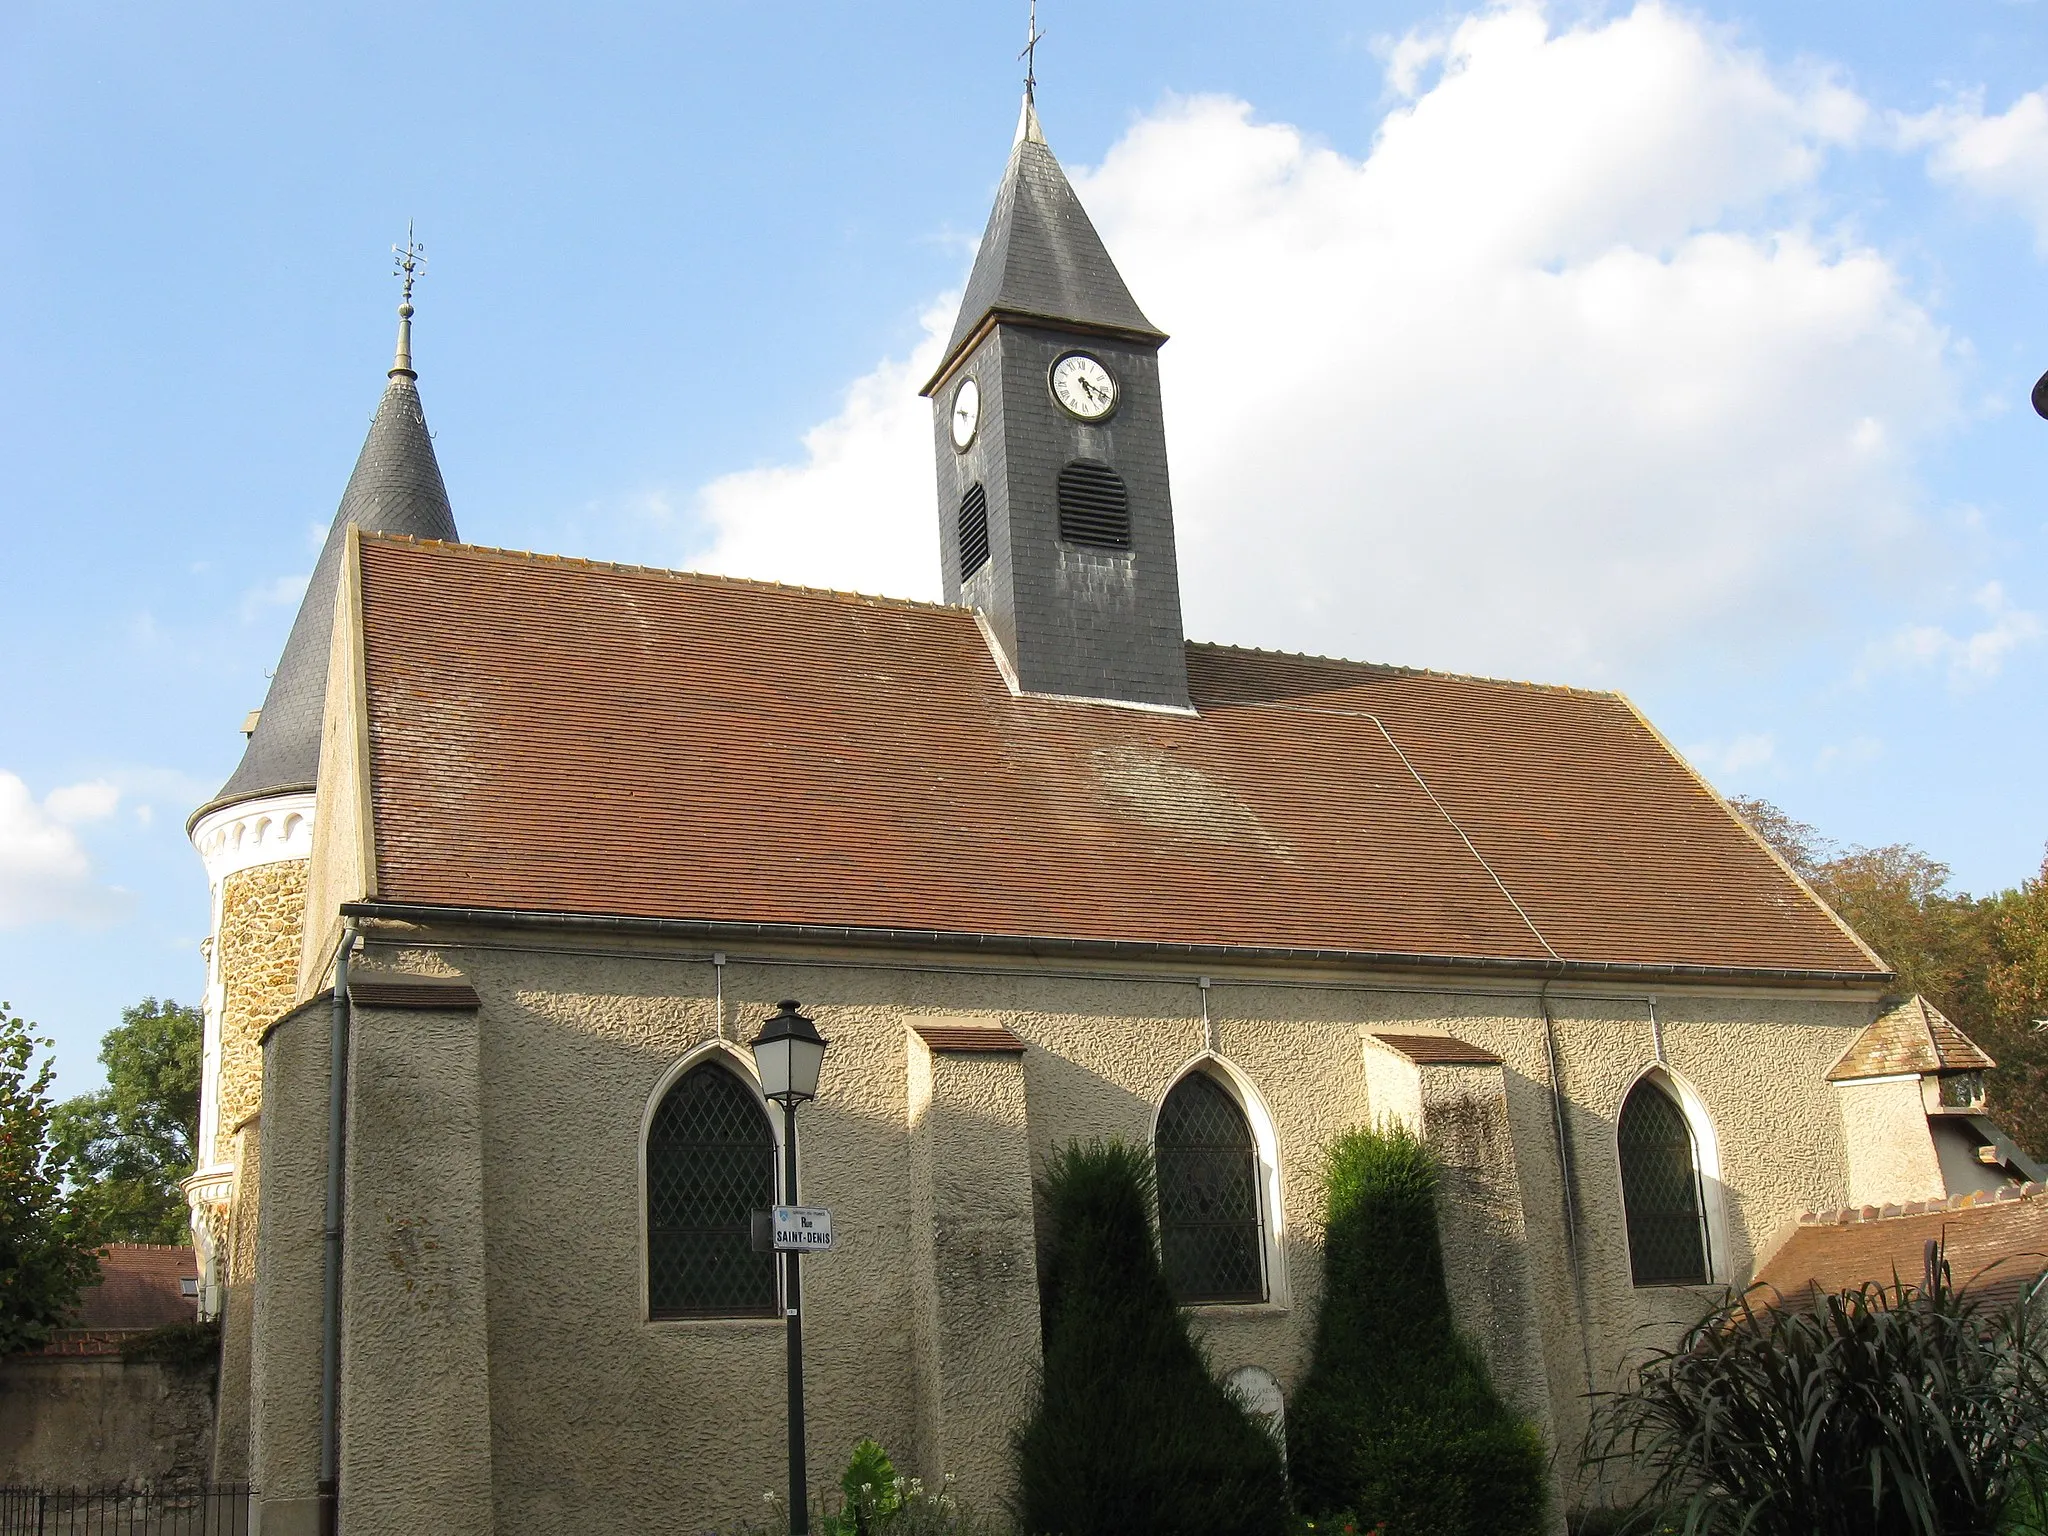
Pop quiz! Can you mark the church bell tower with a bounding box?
[922,89,1190,710]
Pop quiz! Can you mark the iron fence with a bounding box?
[0,1488,249,1536]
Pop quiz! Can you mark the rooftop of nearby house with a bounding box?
[1758,1189,2048,1312]
[37,1244,200,1355]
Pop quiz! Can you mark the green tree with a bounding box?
[0,1000,99,1353]
[1730,799,2048,1158]
[1288,1124,1548,1536]
[1987,855,2048,1140]
[53,997,203,1243]
[1014,1139,1287,1536]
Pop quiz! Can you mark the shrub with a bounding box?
[1013,1139,1288,1536]
[1584,1260,2048,1536]
[828,1438,903,1536]
[716,1442,1005,1536]
[118,1316,222,1377]
[1287,1123,1547,1536]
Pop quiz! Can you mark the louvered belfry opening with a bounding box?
[1156,1071,1266,1303]
[1056,460,1131,549]
[646,1061,778,1318]
[1618,1078,1710,1286]
[959,481,991,578]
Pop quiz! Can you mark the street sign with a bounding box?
[772,1206,834,1252]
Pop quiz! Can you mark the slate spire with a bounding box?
[929,106,1165,390]
[197,287,458,817]
[923,99,1190,711]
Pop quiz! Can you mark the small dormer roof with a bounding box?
[1827,994,1995,1082]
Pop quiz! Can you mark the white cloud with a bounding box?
[1815,735,1882,773]
[43,781,119,825]
[0,773,129,929]
[690,302,952,598]
[1864,581,2044,686]
[1681,733,1776,778]
[682,2,1953,683]
[1900,87,2048,250]
[240,573,310,622]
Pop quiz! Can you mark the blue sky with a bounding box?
[4,1,2046,1097]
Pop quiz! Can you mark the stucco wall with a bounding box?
[265,929,1883,1534]
[905,1032,1041,1502]
[0,1356,214,1487]
[340,999,494,1534]
[250,1000,336,1536]
[1838,1078,1947,1207]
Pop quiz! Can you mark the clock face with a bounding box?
[950,377,980,449]
[1050,352,1118,420]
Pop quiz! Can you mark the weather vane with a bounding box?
[392,221,426,305]
[1020,0,1044,105]
[389,221,426,378]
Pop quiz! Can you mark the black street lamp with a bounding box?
[2033,366,2048,421]
[750,1000,830,1536]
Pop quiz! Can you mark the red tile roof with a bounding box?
[351,537,1884,979]
[1828,995,1994,1081]
[911,1023,1028,1054]
[1756,1190,2048,1312]
[1369,1033,1502,1066]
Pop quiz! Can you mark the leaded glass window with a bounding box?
[1618,1078,1709,1286]
[1156,1072,1266,1304]
[647,1061,778,1318]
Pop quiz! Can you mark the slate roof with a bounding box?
[199,367,457,819]
[1827,994,1995,1082]
[345,536,1887,979]
[1757,1190,2048,1313]
[931,128,1164,386]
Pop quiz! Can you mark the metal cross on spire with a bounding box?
[1015,0,1047,144]
[389,221,426,380]
[1020,0,1044,105]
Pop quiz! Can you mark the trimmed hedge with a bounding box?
[1288,1124,1547,1536]
[1014,1139,1287,1536]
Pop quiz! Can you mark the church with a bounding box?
[178,86,2037,1536]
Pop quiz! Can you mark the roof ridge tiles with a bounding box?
[362,535,1630,697]
[1184,639,1621,701]
[1797,1186,2045,1226]
[358,533,973,616]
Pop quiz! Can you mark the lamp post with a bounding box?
[750,1000,829,1536]
[2033,367,2048,421]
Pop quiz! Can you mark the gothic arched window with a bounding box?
[646,1060,778,1319]
[1618,1076,1710,1286]
[1156,1071,1266,1304]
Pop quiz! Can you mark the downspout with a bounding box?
[1540,973,1596,1402]
[318,920,359,1536]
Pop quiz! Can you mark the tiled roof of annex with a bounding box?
[1757,1189,2048,1313]
[351,535,1887,979]
[1828,994,1995,1082]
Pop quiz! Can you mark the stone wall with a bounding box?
[213,861,307,1167]
[0,1356,214,1487]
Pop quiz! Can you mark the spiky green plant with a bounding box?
[1583,1261,2048,1535]
[1013,1138,1288,1536]
[1287,1123,1547,1536]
